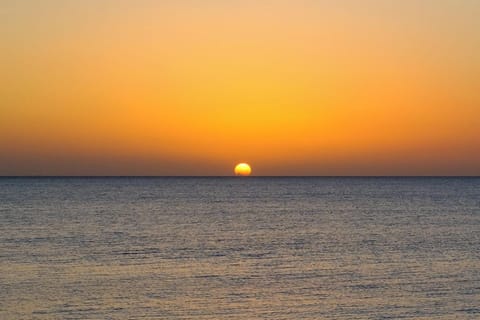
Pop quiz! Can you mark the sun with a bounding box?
[234,163,252,176]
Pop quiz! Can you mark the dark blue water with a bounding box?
[1,177,479,319]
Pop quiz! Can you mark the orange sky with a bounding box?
[1,0,479,175]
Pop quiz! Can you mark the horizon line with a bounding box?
[1,175,479,178]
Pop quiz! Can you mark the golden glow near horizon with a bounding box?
[234,163,252,176]
[1,1,480,175]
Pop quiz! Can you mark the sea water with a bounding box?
[1,177,479,319]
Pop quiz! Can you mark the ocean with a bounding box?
[1,177,479,319]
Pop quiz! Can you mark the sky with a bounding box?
[1,0,479,176]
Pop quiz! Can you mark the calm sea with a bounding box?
[1,177,479,319]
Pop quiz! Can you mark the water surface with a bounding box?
[1,177,479,319]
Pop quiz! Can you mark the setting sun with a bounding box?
[234,163,252,176]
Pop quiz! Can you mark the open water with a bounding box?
[1,177,479,319]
